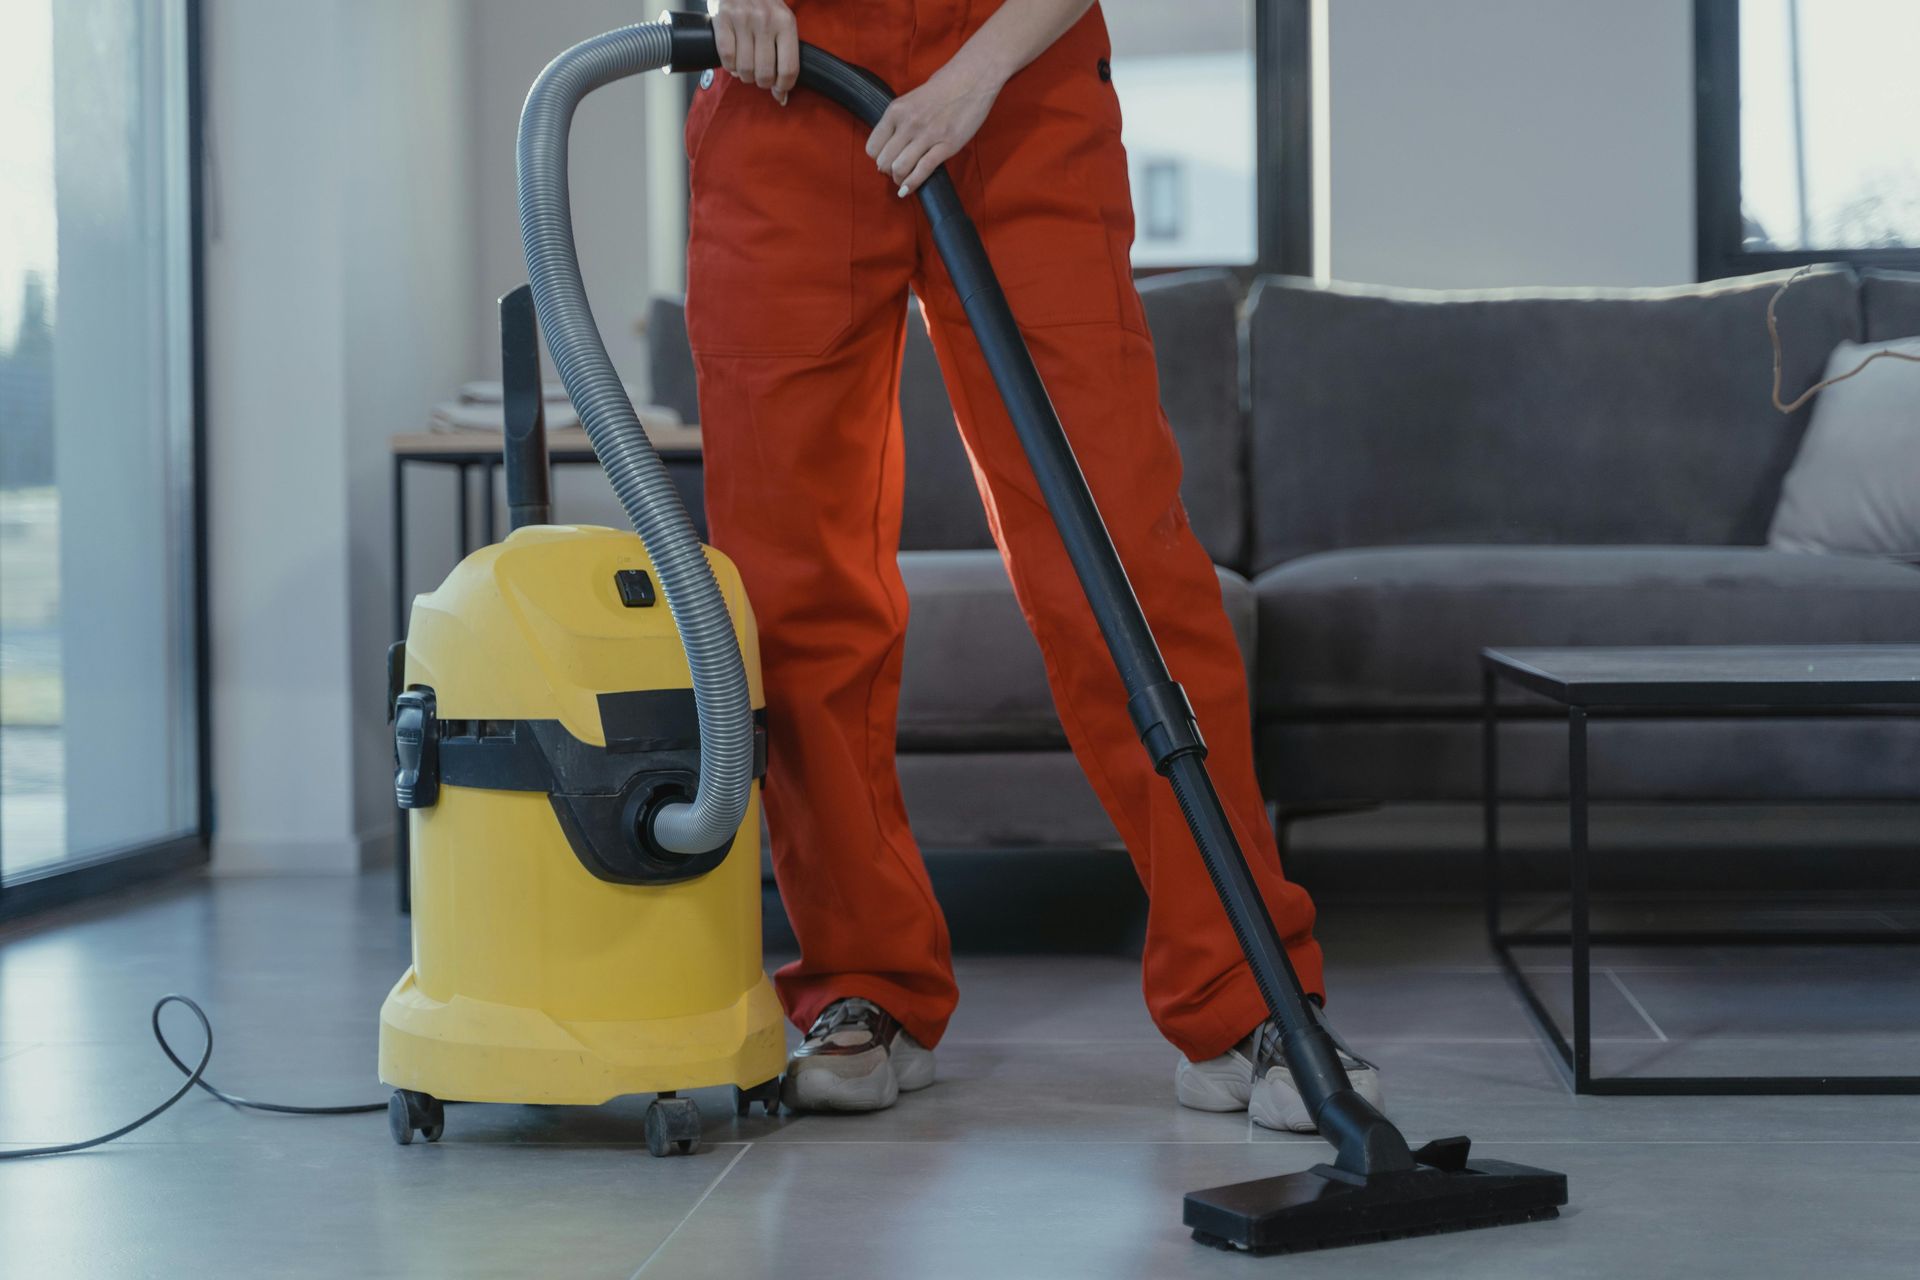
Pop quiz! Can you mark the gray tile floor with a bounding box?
[3,876,1919,1278]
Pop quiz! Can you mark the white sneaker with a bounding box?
[1176,1012,1385,1134]
[781,998,935,1113]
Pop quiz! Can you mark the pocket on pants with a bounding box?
[686,82,856,359]
[969,30,1142,335]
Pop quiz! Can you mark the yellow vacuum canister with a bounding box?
[377,524,785,1156]
[374,17,811,1158]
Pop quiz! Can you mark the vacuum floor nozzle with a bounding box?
[1184,1138,1568,1256]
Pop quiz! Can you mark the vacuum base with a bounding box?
[378,966,787,1104]
[1184,1154,1568,1256]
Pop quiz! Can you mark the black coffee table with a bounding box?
[1480,644,1920,1096]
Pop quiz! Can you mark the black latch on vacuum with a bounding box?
[394,689,440,809]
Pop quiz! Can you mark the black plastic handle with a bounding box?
[500,284,552,531]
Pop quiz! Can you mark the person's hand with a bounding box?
[866,56,1003,196]
[712,0,798,105]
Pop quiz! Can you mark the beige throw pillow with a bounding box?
[1768,338,1920,559]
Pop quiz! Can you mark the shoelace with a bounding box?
[1252,1005,1377,1077]
[806,997,882,1045]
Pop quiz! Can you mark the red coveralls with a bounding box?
[685,0,1323,1062]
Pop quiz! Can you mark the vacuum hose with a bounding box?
[516,19,749,856]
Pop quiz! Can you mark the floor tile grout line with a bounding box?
[731,1138,1321,1147]
[1410,964,1920,975]
[1452,1139,1920,1146]
[1603,968,1670,1043]
[629,1141,753,1279]
[7,1137,1920,1153]
[941,1036,1678,1046]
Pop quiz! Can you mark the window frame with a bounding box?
[1694,0,1920,280]
[0,0,211,922]
[1254,0,1313,278]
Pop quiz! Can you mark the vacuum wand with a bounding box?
[656,10,1567,1254]
[915,171,1407,1176]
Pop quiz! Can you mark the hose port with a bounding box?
[604,773,735,882]
[627,780,694,864]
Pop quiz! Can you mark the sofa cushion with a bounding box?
[904,273,1251,566]
[1254,545,1920,714]
[1137,269,1249,571]
[1244,269,1862,572]
[898,752,1119,849]
[899,306,996,551]
[1861,268,1920,342]
[646,294,701,424]
[900,549,1255,749]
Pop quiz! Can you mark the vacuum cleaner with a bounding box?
[382,10,1570,1253]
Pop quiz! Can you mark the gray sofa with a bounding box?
[649,265,1920,856]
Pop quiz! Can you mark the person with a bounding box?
[687,0,1382,1132]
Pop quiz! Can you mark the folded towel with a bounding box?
[430,394,682,434]
[457,380,574,405]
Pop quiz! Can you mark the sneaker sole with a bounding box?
[1248,1092,1317,1133]
[781,1056,899,1113]
[893,1039,936,1093]
[1174,1060,1252,1113]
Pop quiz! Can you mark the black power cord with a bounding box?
[0,994,385,1160]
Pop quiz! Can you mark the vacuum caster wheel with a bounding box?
[733,1078,782,1118]
[388,1089,445,1145]
[644,1096,702,1157]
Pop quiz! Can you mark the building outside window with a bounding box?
[1140,159,1186,244]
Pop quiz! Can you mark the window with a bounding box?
[0,0,206,913]
[1100,0,1311,273]
[1696,0,1920,277]
[1140,160,1184,242]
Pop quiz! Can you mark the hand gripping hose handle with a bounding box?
[528,12,1405,1172]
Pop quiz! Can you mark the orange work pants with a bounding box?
[685,0,1322,1061]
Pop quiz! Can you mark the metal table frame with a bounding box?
[1480,645,1920,1096]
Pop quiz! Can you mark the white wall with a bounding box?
[203,0,479,872]
[205,1,663,874]
[466,0,657,385]
[1322,0,1696,289]
[202,0,356,871]
[341,0,478,854]
[394,0,659,623]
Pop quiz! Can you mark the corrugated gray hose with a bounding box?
[518,22,752,857]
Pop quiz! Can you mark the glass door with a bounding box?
[0,0,203,902]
